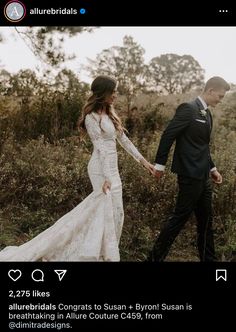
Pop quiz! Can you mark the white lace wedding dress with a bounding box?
[0,112,144,261]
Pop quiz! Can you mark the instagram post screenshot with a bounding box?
[0,0,235,329]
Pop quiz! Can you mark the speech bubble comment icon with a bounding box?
[31,269,44,282]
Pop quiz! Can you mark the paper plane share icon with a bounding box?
[54,270,67,281]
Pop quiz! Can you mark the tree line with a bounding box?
[1,28,205,115]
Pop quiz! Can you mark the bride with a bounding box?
[0,75,154,261]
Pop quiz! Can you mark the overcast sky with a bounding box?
[0,26,236,84]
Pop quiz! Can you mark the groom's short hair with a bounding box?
[204,76,230,92]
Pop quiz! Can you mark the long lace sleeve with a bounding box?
[85,113,111,182]
[116,131,144,162]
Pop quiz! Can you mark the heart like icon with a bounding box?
[8,269,22,282]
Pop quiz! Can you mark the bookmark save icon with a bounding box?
[54,270,67,281]
[216,269,227,282]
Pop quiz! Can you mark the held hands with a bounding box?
[140,158,156,175]
[102,180,111,194]
[140,158,163,180]
[211,170,223,184]
[152,169,164,180]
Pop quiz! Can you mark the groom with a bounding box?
[149,76,230,262]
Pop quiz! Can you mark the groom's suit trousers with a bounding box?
[152,176,216,261]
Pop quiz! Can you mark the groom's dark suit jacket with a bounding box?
[155,98,215,180]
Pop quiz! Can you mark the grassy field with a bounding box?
[0,91,235,261]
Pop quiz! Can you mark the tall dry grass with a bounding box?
[0,91,235,261]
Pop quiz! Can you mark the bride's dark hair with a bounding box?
[78,75,124,134]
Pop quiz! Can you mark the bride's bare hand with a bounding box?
[147,163,156,175]
[102,180,111,194]
[140,159,156,175]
